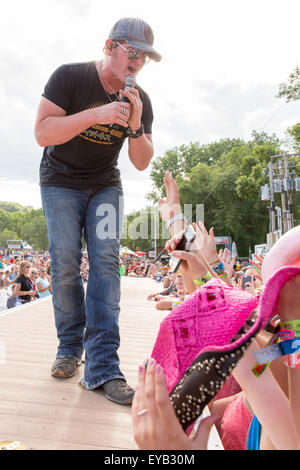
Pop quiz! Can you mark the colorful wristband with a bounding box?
[280,320,300,333]
[212,262,224,274]
[194,279,205,286]
[194,272,213,286]
[253,336,300,367]
[252,330,296,376]
[280,338,300,356]
[217,272,227,278]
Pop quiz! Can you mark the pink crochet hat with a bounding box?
[151,278,261,392]
[150,226,300,430]
[152,225,300,394]
[151,278,264,430]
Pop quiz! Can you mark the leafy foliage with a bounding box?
[0,229,20,249]
[287,123,300,152]
[1,128,299,255]
[0,201,33,213]
[121,207,166,252]
[147,131,288,256]
[0,205,48,250]
[277,66,300,102]
[148,138,245,198]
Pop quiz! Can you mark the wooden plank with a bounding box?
[0,277,223,450]
[0,434,109,450]
[0,277,165,450]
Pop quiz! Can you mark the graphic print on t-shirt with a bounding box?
[40,62,153,189]
[78,101,126,145]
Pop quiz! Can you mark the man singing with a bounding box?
[34,17,161,405]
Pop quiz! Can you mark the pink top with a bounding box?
[214,374,241,400]
[221,393,253,450]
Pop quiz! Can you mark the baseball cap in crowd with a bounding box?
[108,17,162,62]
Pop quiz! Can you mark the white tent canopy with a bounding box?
[22,241,33,250]
[120,246,135,255]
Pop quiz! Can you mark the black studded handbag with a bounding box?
[169,318,262,430]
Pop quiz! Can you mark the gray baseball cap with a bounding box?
[108,17,162,62]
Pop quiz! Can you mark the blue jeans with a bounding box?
[41,185,125,389]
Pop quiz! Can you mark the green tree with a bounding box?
[250,130,281,147]
[20,216,49,251]
[120,205,170,252]
[287,123,300,151]
[7,211,27,236]
[0,209,10,233]
[0,201,33,213]
[277,66,300,102]
[147,132,283,256]
[148,138,245,201]
[0,229,20,248]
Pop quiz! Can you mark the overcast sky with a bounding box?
[0,0,299,214]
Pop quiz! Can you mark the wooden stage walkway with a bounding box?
[0,277,222,450]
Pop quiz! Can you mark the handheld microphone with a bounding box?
[110,75,137,130]
[120,75,136,102]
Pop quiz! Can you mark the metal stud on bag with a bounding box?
[169,323,260,430]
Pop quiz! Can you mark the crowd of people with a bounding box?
[0,249,100,310]
[0,251,52,309]
[0,244,262,313]
[0,248,164,310]
[0,244,259,311]
[0,247,164,310]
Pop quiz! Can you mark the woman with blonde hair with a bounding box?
[14,261,35,304]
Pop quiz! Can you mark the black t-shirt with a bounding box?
[15,274,32,302]
[39,62,154,190]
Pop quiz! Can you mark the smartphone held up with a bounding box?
[169,225,196,273]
